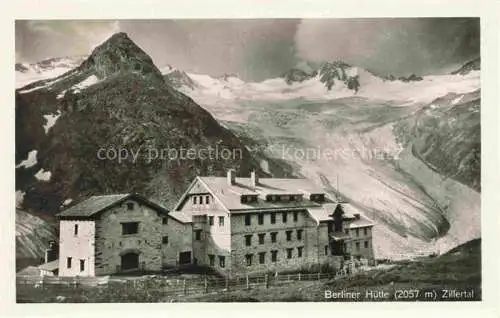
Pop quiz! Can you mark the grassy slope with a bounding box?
[179,238,481,302]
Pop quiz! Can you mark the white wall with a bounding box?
[58,220,95,277]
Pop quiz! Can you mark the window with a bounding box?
[258,214,264,225]
[126,202,134,210]
[208,254,215,266]
[162,236,169,244]
[66,257,72,269]
[193,196,197,204]
[122,222,139,235]
[219,256,225,268]
[74,224,78,236]
[286,230,292,241]
[259,252,266,264]
[297,246,303,258]
[162,217,168,224]
[245,214,251,226]
[271,250,278,262]
[282,212,288,223]
[205,195,210,204]
[325,245,329,256]
[80,259,85,272]
[258,233,265,244]
[364,228,368,236]
[297,229,303,240]
[364,241,369,248]
[195,230,202,241]
[208,216,214,226]
[286,248,293,259]
[245,254,253,266]
[270,213,276,224]
[270,232,278,243]
[345,229,349,235]
[293,211,298,222]
[245,235,252,246]
[355,242,360,252]
[355,229,359,237]
[218,216,224,227]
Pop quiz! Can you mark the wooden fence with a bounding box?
[16,268,358,300]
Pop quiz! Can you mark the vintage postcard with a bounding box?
[8,5,498,315]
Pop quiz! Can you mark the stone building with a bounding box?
[170,170,375,277]
[57,193,192,277]
[55,171,375,277]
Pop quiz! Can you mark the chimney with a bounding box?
[250,171,259,188]
[227,169,236,185]
[353,213,361,220]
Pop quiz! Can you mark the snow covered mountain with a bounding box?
[15,56,87,89]
[16,48,481,260]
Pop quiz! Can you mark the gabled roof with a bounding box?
[180,176,328,212]
[57,193,169,219]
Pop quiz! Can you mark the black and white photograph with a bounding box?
[13,16,486,304]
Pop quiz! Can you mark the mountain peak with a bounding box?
[80,32,163,81]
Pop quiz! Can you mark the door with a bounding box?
[179,251,191,265]
[121,252,139,271]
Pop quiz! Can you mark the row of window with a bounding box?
[208,254,226,268]
[345,228,370,237]
[66,257,85,271]
[192,195,211,205]
[245,211,300,226]
[348,240,370,252]
[244,229,303,246]
[208,215,225,227]
[244,247,305,266]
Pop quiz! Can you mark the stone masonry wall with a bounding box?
[94,199,163,275]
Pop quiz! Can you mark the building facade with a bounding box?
[170,170,375,277]
[57,193,192,277]
[56,171,375,277]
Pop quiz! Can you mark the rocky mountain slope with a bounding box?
[15,32,265,216]
[451,57,480,75]
[16,209,56,271]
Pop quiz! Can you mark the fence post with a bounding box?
[183,279,187,295]
[298,273,301,281]
[225,277,229,291]
[317,272,321,280]
[265,274,269,289]
[204,277,208,293]
[246,275,249,290]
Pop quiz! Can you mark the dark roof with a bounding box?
[57,193,169,218]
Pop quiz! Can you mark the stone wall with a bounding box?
[346,226,374,260]
[161,215,193,266]
[58,220,95,277]
[94,199,164,275]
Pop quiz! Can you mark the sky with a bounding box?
[15,18,479,81]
